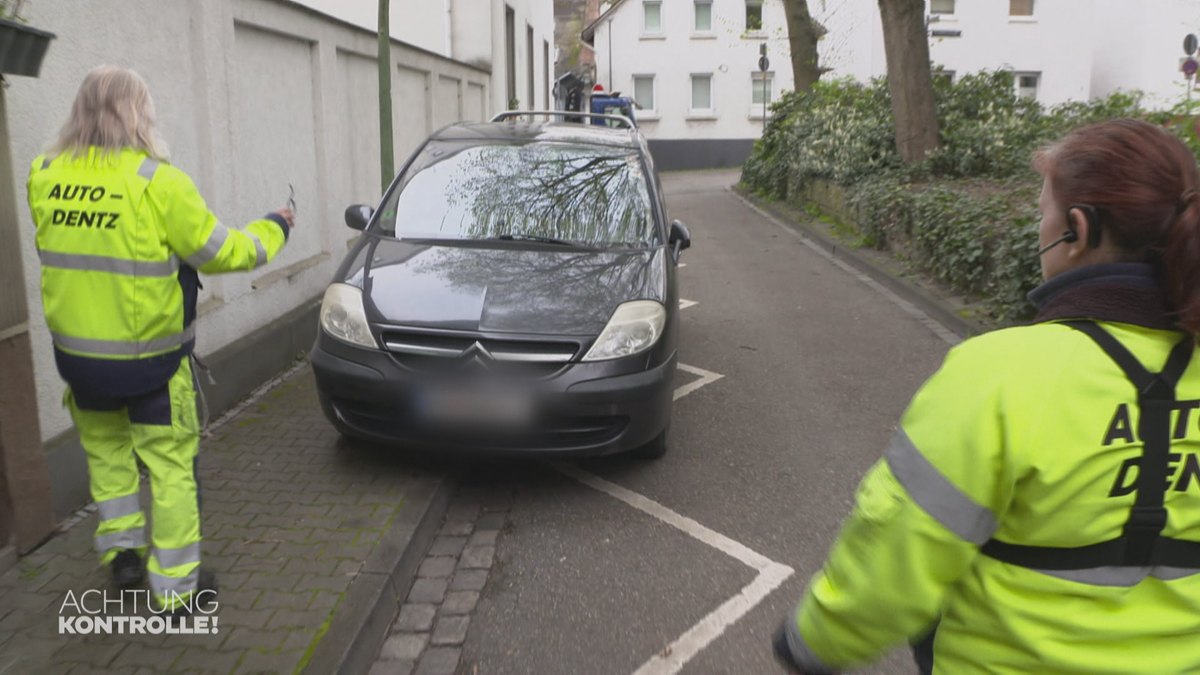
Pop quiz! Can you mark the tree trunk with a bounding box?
[783,0,821,92]
[877,0,939,163]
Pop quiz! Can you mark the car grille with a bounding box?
[332,397,628,449]
[379,328,581,377]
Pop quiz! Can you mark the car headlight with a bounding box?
[320,283,378,349]
[582,300,666,362]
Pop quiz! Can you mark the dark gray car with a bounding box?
[311,115,690,459]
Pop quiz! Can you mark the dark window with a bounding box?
[505,6,516,106]
[378,143,654,247]
[527,25,535,110]
[1010,0,1034,16]
[1017,73,1039,99]
[745,1,763,31]
[931,0,954,14]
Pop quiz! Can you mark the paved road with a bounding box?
[374,169,959,675]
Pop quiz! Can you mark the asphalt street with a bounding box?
[441,169,956,675]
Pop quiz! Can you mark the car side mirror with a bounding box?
[345,204,374,231]
[669,220,691,259]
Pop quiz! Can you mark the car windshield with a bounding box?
[375,142,655,247]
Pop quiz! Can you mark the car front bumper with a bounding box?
[310,332,676,456]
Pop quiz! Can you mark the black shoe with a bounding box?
[109,549,145,589]
[169,569,218,618]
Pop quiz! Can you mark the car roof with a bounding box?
[430,120,643,150]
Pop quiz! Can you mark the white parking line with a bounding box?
[674,363,723,401]
[679,299,698,310]
[553,463,795,675]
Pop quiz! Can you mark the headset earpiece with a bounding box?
[1061,228,1079,244]
[1066,204,1102,249]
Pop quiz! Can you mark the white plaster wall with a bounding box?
[925,0,1094,106]
[591,0,795,141]
[453,0,496,70]
[292,0,555,122]
[490,0,559,114]
[8,0,495,441]
[1091,0,1200,109]
[297,0,450,57]
[812,0,886,83]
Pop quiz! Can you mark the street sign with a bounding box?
[759,55,770,72]
[1186,33,1198,56]
[1184,57,1199,78]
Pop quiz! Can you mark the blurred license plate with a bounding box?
[417,385,533,427]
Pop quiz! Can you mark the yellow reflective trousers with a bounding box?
[66,358,201,610]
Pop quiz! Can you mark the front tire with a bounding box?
[630,422,670,460]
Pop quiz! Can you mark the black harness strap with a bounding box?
[980,321,1200,570]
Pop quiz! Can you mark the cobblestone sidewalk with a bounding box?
[0,364,438,675]
[369,480,514,675]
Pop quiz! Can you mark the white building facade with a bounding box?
[584,0,796,170]
[815,0,1200,108]
[586,0,1200,170]
[7,0,552,454]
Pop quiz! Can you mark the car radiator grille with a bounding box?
[379,329,581,377]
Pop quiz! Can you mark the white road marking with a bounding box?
[680,298,698,310]
[674,363,724,401]
[553,463,795,675]
[729,188,961,347]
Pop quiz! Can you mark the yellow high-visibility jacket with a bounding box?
[28,148,289,396]
[787,317,1200,675]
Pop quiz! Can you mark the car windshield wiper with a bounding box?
[489,234,582,247]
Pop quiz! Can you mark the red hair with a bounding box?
[1034,119,1200,334]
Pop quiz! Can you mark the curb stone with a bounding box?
[731,185,993,340]
[370,484,514,675]
[301,474,458,675]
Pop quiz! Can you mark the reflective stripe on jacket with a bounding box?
[789,320,1200,675]
[28,148,289,395]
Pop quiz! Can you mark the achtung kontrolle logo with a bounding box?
[58,590,220,635]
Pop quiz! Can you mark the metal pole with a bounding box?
[378,0,395,195]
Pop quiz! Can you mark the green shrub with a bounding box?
[740,68,1195,324]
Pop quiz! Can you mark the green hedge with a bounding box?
[741,69,1200,324]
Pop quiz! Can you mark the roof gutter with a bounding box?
[580,0,629,48]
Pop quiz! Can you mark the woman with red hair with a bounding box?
[774,118,1200,674]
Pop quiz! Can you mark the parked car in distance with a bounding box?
[311,112,690,459]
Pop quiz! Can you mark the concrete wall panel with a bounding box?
[467,82,488,122]
[337,49,384,207]
[395,66,433,170]
[7,0,517,443]
[436,76,463,130]
[231,24,323,298]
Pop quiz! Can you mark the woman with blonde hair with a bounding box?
[27,65,294,614]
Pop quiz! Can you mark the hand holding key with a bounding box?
[275,183,296,229]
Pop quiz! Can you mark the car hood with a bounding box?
[348,238,667,336]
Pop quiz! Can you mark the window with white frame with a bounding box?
[931,0,955,15]
[633,75,656,112]
[745,0,764,32]
[694,0,714,33]
[1010,0,1034,16]
[643,1,663,34]
[691,74,714,113]
[1016,72,1040,99]
[752,72,773,106]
